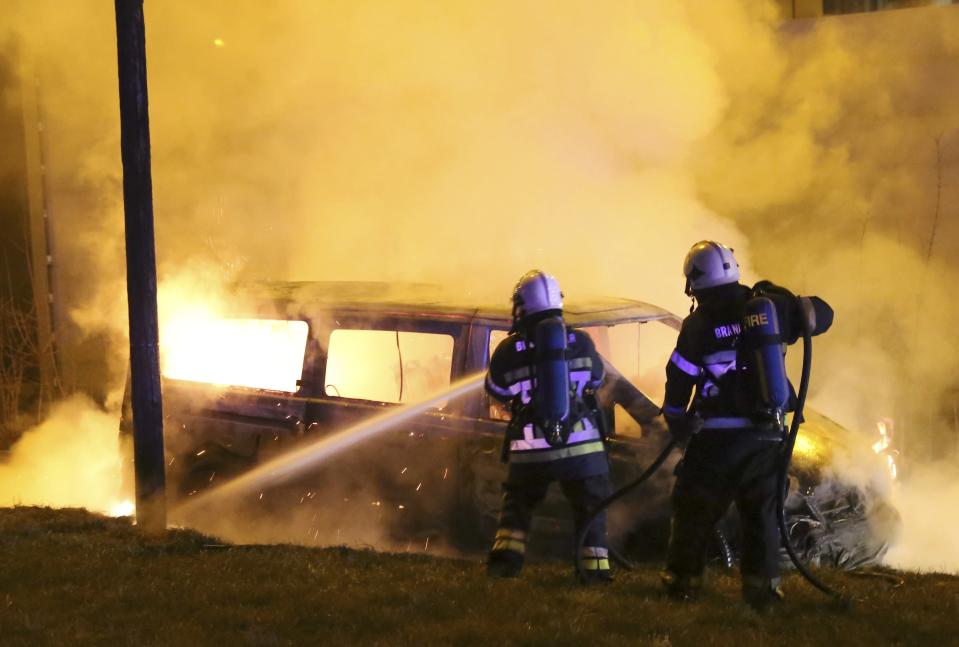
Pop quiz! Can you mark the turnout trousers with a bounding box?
[489,467,610,576]
[666,429,782,582]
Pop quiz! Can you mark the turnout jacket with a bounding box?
[486,325,608,479]
[663,281,833,428]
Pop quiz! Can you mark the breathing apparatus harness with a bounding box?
[501,314,606,463]
[575,289,849,604]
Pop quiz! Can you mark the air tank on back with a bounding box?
[533,315,570,446]
[740,296,789,428]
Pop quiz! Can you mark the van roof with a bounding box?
[233,281,680,328]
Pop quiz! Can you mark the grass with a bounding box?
[0,507,957,646]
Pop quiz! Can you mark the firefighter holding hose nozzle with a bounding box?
[660,241,833,612]
[486,270,612,584]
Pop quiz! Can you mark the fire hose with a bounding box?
[776,309,849,605]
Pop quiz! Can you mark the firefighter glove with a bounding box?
[664,412,702,447]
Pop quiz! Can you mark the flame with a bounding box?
[157,277,454,400]
[872,418,898,481]
[792,433,821,460]
[885,454,898,481]
[160,307,309,392]
[109,499,135,517]
[872,419,892,454]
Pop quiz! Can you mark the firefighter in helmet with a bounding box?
[485,270,611,583]
[661,241,833,612]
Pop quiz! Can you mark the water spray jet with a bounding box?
[174,372,485,521]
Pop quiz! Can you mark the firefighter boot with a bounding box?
[742,576,785,614]
[487,550,524,578]
[487,528,527,578]
[578,546,613,585]
[660,569,703,601]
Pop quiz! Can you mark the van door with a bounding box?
[298,316,469,544]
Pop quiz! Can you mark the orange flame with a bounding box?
[872,418,898,481]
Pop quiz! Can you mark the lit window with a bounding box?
[489,329,509,357]
[583,321,675,405]
[324,330,453,404]
[162,319,308,392]
[487,330,511,420]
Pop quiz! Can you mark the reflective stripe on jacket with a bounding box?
[486,327,607,472]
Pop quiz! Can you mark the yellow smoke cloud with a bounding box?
[4,0,959,568]
[0,395,126,513]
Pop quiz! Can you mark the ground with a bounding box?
[0,507,956,646]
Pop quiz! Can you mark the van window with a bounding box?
[489,329,509,357]
[583,320,676,405]
[487,329,511,420]
[161,318,309,392]
[324,330,454,404]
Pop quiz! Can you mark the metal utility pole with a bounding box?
[114,0,166,533]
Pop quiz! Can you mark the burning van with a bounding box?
[121,281,899,567]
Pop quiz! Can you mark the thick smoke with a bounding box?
[8,1,752,317]
[695,9,959,449]
[884,462,959,572]
[0,395,126,513]
[1,0,751,536]
[689,6,959,571]
[2,1,959,569]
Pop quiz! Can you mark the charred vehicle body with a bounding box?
[121,281,898,568]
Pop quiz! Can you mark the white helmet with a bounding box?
[512,270,563,321]
[683,241,740,293]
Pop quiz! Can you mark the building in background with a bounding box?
[777,0,959,18]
